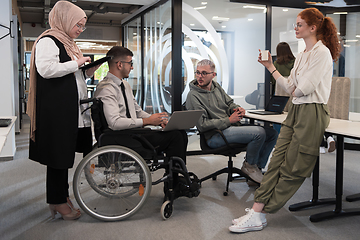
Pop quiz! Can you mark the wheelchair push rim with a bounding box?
[73,145,152,221]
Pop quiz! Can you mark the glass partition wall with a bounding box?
[124,1,172,114]
[123,18,143,106]
[343,12,360,113]
[122,1,360,116]
[143,1,172,113]
[328,12,360,113]
[182,1,266,110]
[122,0,267,114]
[271,7,303,57]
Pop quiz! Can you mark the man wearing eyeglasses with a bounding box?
[94,46,188,187]
[186,59,278,184]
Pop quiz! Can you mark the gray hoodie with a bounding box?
[186,79,241,139]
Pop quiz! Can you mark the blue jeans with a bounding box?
[207,125,278,168]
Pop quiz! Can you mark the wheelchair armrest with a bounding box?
[80,98,95,105]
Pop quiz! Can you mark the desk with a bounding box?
[245,112,287,125]
[245,112,360,222]
[0,136,6,151]
[345,113,360,202]
[0,117,17,135]
[0,116,17,156]
[309,119,360,222]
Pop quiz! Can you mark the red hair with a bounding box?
[298,8,341,61]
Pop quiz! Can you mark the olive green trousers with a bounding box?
[254,103,330,213]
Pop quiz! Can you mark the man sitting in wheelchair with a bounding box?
[93,46,199,201]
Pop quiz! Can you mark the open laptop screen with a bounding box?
[266,96,289,113]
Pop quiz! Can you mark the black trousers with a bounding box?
[141,130,188,164]
[46,166,69,204]
[46,127,93,204]
[76,127,93,157]
[101,129,188,164]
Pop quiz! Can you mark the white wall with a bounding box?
[0,0,16,158]
[13,15,20,133]
[230,13,265,109]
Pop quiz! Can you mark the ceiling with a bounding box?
[16,0,360,29]
[16,0,157,28]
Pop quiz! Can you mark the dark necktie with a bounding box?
[120,82,131,118]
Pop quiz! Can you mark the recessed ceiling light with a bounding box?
[190,23,195,26]
[283,9,288,11]
[212,16,230,21]
[248,19,253,21]
[243,5,266,10]
[194,6,206,10]
[222,26,226,28]
[356,35,360,38]
[334,12,348,14]
[345,39,358,43]
[201,2,207,5]
[76,42,96,46]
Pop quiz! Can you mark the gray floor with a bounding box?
[1,115,360,240]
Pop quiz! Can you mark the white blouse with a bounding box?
[276,40,333,105]
[35,37,91,128]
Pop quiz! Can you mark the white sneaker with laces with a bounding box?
[229,208,263,233]
[319,146,326,154]
[232,208,267,227]
[327,136,336,153]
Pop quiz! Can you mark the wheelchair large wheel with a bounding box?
[73,145,152,221]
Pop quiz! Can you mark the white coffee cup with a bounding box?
[261,50,269,61]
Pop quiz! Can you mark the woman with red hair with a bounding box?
[229,8,340,233]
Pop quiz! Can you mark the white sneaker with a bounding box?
[327,136,336,153]
[319,147,326,154]
[229,208,263,233]
[232,208,267,227]
[241,161,263,184]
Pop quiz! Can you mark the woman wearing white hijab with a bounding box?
[27,0,99,220]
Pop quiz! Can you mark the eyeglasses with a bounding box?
[75,23,86,31]
[293,23,303,29]
[195,71,214,77]
[116,60,133,67]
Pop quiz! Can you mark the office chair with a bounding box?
[245,83,265,110]
[188,129,252,196]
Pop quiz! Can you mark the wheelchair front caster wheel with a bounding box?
[161,200,173,220]
[223,191,228,196]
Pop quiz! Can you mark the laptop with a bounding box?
[151,110,203,131]
[0,118,12,127]
[248,96,289,115]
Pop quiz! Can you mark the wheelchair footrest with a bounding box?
[173,172,201,199]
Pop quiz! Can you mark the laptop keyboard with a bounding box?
[0,118,12,127]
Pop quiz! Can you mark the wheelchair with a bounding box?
[73,98,200,221]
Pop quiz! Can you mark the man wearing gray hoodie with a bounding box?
[186,59,278,184]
